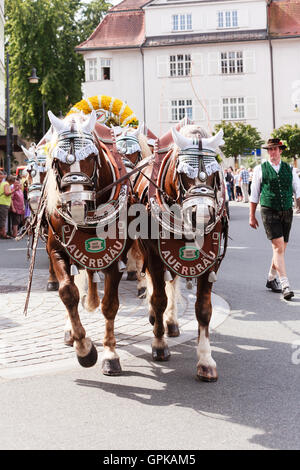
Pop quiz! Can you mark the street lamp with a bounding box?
[5,51,13,176]
[28,67,46,136]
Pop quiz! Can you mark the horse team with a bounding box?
[21,109,228,382]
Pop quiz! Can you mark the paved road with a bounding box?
[0,203,299,450]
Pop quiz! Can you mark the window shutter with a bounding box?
[157,56,170,78]
[209,98,221,121]
[161,15,172,33]
[245,96,257,119]
[238,8,249,28]
[243,50,256,74]
[208,53,220,75]
[191,53,204,76]
[160,100,170,123]
[193,103,205,122]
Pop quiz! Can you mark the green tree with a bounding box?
[272,124,300,167]
[5,0,111,141]
[215,121,263,168]
[78,1,111,43]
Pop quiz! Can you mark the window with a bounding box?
[87,59,97,81]
[218,10,238,28]
[100,58,111,80]
[171,99,193,121]
[221,51,243,74]
[172,13,192,31]
[170,54,191,77]
[222,98,245,120]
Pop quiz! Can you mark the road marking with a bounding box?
[7,247,45,251]
[228,246,248,249]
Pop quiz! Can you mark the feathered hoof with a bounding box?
[102,358,122,376]
[152,346,170,362]
[197,365,218,382]
[138,287,147,299]
[46,281,59,291]
[166,323,180,337]
[77,343,98,368]
[64,330,74,347]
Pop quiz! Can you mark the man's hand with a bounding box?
[249,215,259,229]
[296,197,300,213]
[249,202,259,229]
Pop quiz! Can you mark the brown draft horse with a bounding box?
[21,143,59,291]
[135,124,228,382]
[44,110,132,374]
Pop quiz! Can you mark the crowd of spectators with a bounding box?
[0,170,29,239]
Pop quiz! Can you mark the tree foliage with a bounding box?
[5,0,111,141]
[272,124,300,166]
[215,121,263,166]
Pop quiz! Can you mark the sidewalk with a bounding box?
[0,268,230,379]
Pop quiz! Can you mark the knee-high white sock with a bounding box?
[268,267,277,281]
[279,277,289,289]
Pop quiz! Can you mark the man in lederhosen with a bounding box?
[249,138,300,300]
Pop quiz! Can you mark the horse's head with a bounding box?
[47,110,100,224]
[169,125,225,236]
[22,144,47,213]
[115,125,143,169]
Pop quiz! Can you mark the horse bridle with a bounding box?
[52,130,100,211]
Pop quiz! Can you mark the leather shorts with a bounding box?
[260,206,293,242]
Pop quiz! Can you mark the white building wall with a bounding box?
[79,0,300,149]
[144,40,274,138]
[271,38,300,129]
[81,49,144,123]
[145,0,266,36]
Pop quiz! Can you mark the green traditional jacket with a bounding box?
[260,161,293,211]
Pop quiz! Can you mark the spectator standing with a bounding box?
[11,179,25,238]
[248,168,254,196]
[239,166,250,202]
[0,172,17,239]
[234,169,243,201]
[225,168,234,200]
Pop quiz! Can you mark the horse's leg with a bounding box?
[50,248,97,367]
[126,247,137,281]
[82,270,101,312]
[164,276,180,337]
[64,269,100,346]
[147,252,170,361]
[195,271,218,382]
[101,264,123,375]
[46,254,59,291]
[136,256,147,298]
[146,273,180,337]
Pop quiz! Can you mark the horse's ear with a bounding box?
[82,110,97,134]
[202,129,224,151]
[171,127,193,150]
[48,111,67,134]
[22,145,35,161]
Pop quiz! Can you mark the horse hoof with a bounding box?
[167,323,180,337]
[64,330,74,347]
[77,343,98,368]
[102,358,122,376]
[149,314,155,325]
[197,365,218,382]
[152,346,170,362]
[46,281,59,291]
[138,287,147,299]
[127,271,137,281]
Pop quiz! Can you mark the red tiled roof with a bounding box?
[110,0,150,11]
[76,10,145,50]
[269,0,300,36]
